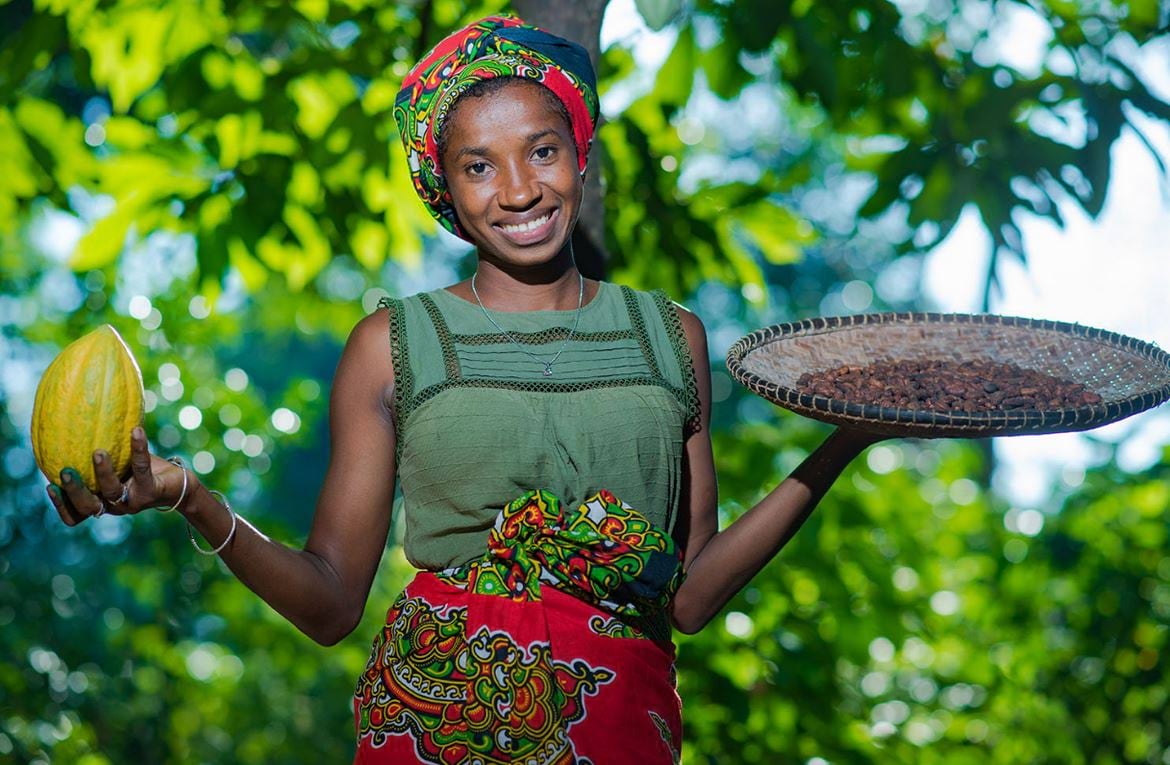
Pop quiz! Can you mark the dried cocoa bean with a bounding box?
[1001,396,1034,408]
[795,358,1101,413]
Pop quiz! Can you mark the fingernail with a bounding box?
[133,427,144,440]
[60,470,73,485]
[47,485,59,501]
[94,452,104,465]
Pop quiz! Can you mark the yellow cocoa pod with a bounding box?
[31,324,145,492]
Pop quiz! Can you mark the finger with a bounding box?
[129,426,154,488]
[57,467,105,519]
[92,450,128,514]
[47,484,86,527]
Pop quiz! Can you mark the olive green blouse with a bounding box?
[378,280,699,572]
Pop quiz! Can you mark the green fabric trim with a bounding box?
[379,298,411,444]
[408,375,685,414]
[620,285,664,380]
[453,327,635,346]
[418,292,461,381]
[651,289,702,437]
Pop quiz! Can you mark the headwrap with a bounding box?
[394,15,600,240]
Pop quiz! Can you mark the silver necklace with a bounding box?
[470,271,585,377]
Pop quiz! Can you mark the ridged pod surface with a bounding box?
[31,325,145,492]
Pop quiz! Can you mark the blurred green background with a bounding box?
[3,0,1170,762]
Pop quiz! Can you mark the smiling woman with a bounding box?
[44,13,883,765]
[351,18,700,763]
[340,15,883,764]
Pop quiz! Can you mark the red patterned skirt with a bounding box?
[353,490,684,764]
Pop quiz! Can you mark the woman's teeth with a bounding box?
[501,213,551,234]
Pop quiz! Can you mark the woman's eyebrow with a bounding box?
[527,129,559,143]
[453,145,490,161]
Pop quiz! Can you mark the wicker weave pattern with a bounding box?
[725,312,1170,438]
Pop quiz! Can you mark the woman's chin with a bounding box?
[479,232,574,271]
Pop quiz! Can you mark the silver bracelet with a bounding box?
[187,490,237,556]
[160,456,188,513]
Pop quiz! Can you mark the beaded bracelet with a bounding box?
[188,490,237,556]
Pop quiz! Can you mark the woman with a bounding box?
[47,15,880,764]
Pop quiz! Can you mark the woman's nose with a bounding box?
[498,164,540,210]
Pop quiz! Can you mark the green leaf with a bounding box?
[70,204,134,269]
[700,37,754,100]
[288,162,322,207]
[734,202,815,265]
[350,218,388,271]
[214,111,264,168]
[649,25,694,110]
[288,70,356,140]
[78,3,218,113]
[282,203,331,287]
[227,236,269,291]
[0,107,39,203]
[634,0,682,31]
[103,116,155,150]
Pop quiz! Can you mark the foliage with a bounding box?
[2,0,1169,763]
[603,0,1170,304]
[1,236,416,762]
[679,418,1170,764]
[0,0,494,293]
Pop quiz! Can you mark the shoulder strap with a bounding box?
[619,285,664,380]
[417,293,462,381]
[377,296,412,429]
[647,289,702,437]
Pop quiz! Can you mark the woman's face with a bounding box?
[439,81,582,270]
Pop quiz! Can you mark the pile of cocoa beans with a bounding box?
[795,359,1102,412]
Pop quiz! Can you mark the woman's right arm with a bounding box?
[49,308,399,646]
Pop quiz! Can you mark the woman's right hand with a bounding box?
[47,426,195,526]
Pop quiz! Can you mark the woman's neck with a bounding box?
[463,258,590,312]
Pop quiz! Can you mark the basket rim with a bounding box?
[725,311,1170,436]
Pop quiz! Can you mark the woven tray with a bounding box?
[726,312,1170,438]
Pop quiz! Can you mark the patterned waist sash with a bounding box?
[441,488,684,615]
[354,489,687,765]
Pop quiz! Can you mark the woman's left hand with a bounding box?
[47,426,190,525]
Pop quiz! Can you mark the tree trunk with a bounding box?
[511,0,611,279]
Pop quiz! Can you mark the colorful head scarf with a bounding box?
[394,15,600,240]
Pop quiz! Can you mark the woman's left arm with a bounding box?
[670,305,879,634]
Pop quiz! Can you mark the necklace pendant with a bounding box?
[470,270,583,383]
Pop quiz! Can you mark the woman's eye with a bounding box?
[533,146,556,160]
[466,162,489,176]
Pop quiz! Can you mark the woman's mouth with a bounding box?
[495,209,559,245]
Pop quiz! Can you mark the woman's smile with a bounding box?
[494,207,560,245]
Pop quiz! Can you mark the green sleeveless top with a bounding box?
[378,280,699,572]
